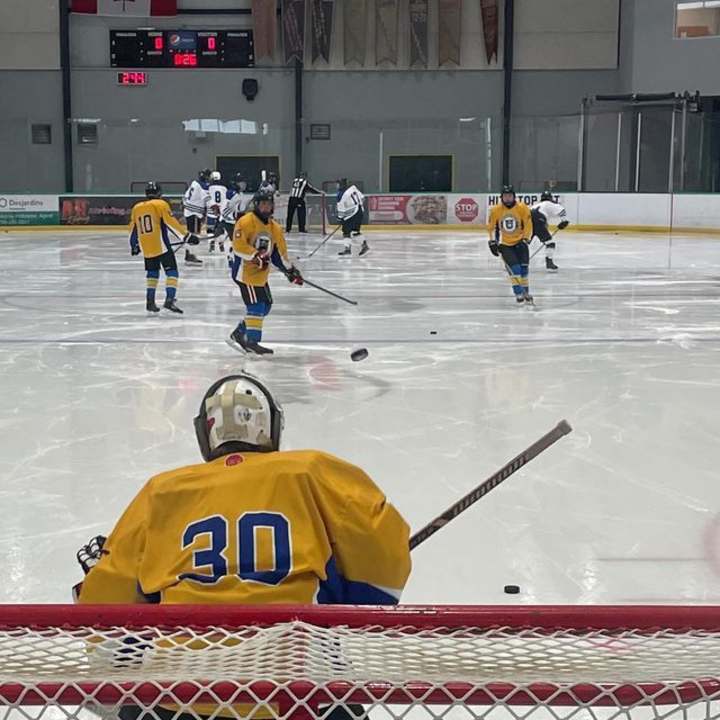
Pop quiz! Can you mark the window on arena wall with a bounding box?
[389,156,452,193]
[675,1,720,37]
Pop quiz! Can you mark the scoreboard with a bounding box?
[110,30,254,68]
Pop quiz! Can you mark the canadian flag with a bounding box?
[71,0,176,16]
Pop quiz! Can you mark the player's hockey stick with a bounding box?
[302,277,358,306]
[409,420,572,550]
[300,225,341,260]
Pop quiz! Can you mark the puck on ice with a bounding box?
[504,585,520,594]
[351,348,369,362]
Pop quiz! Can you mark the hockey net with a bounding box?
[1,605,720,720]
[273,194,327,235]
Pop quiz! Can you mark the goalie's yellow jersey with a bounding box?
[487,202,533,247]
[79,450,411,605]
[231,212,290,287]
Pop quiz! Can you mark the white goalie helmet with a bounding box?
[210,170,222,182]
[194,373,284,461]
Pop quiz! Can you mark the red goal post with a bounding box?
[1,604,719,719]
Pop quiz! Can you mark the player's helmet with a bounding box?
[253,188,275,221]
[501,184,516,208]
[194,373,284,461]
[233,173,248,191]
[199,168,211,183]
[145,181,162,198]
[338,177,348,192]
[211,170,222,182]
[540,190,554,202]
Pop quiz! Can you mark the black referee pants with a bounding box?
[286,197,307,232]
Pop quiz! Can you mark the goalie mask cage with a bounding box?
[1,605,720,720]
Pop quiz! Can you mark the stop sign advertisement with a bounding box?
[453,197,480,223]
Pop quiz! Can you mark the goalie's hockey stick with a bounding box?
[409,420,572,550]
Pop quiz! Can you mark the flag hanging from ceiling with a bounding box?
[71,0,176,15]
[438,0,461,66]
[344,0,367,66]
[375,0,398,65]
[480,0,498,64]
[311,0,334,63]
[408,0,428,68]
[283,0,306,64]
[253,0,277,61]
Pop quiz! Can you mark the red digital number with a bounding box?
[173,52,197,67]
[154,36,163,50]
[122,72,130,84]
[208,36,216,50]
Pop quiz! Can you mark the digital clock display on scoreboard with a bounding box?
[110,30,254,68]
[117,71,148,86]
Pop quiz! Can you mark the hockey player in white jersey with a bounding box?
[182,169,209,266]
[206,171,227,254]
[531,191,570,272]
[220,175,252,267]
[336,178,368,257]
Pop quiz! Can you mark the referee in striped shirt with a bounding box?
[286,171,323,233]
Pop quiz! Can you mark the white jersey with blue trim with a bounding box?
[183,180,209,218]
[206,183,227,220]
[531,199,568,223]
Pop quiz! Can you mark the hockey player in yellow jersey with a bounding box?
[129,182,200,314]
[487,185,535,305]
[227,188,304,355]
[77,373,411,606]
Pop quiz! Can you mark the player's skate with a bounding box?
[146,300,160,313]
[247,342,274,356]
[546,257,558,272]
[515,295,525,304]
[523,291,535,306]
[163,299,184,314]
[209,240,215,254]
[227,329,250,353]
[219,241,225,253]
[358,241,370,257]
[338,246,352,257]
[185,250,203,266]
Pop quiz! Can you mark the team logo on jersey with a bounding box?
[501,215,519,233]
[254,232,272,254]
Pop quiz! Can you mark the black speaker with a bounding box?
[242,78,259,101]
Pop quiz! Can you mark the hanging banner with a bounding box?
[283,0,306,63]
[375,0,399,65]
[252,0,277,61]
[480,0,498,64]
[311,0,334,62]
[408,0,428,68]
[438,0,461,66]
[344,0,367,67]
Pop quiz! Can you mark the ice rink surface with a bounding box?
[1,228,719,605]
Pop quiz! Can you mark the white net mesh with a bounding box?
[1,606,719,720]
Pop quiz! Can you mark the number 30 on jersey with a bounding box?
[179,512,291,586]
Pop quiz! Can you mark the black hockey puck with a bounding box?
[430,331,437,335]
[350,348,369,362]
[504,585,520,594]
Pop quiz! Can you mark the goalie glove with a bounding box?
[558,220,569,230]
[488,239,500,257]
[184,233,200,246]
[77,534,108,575]
[286,265,304,285]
